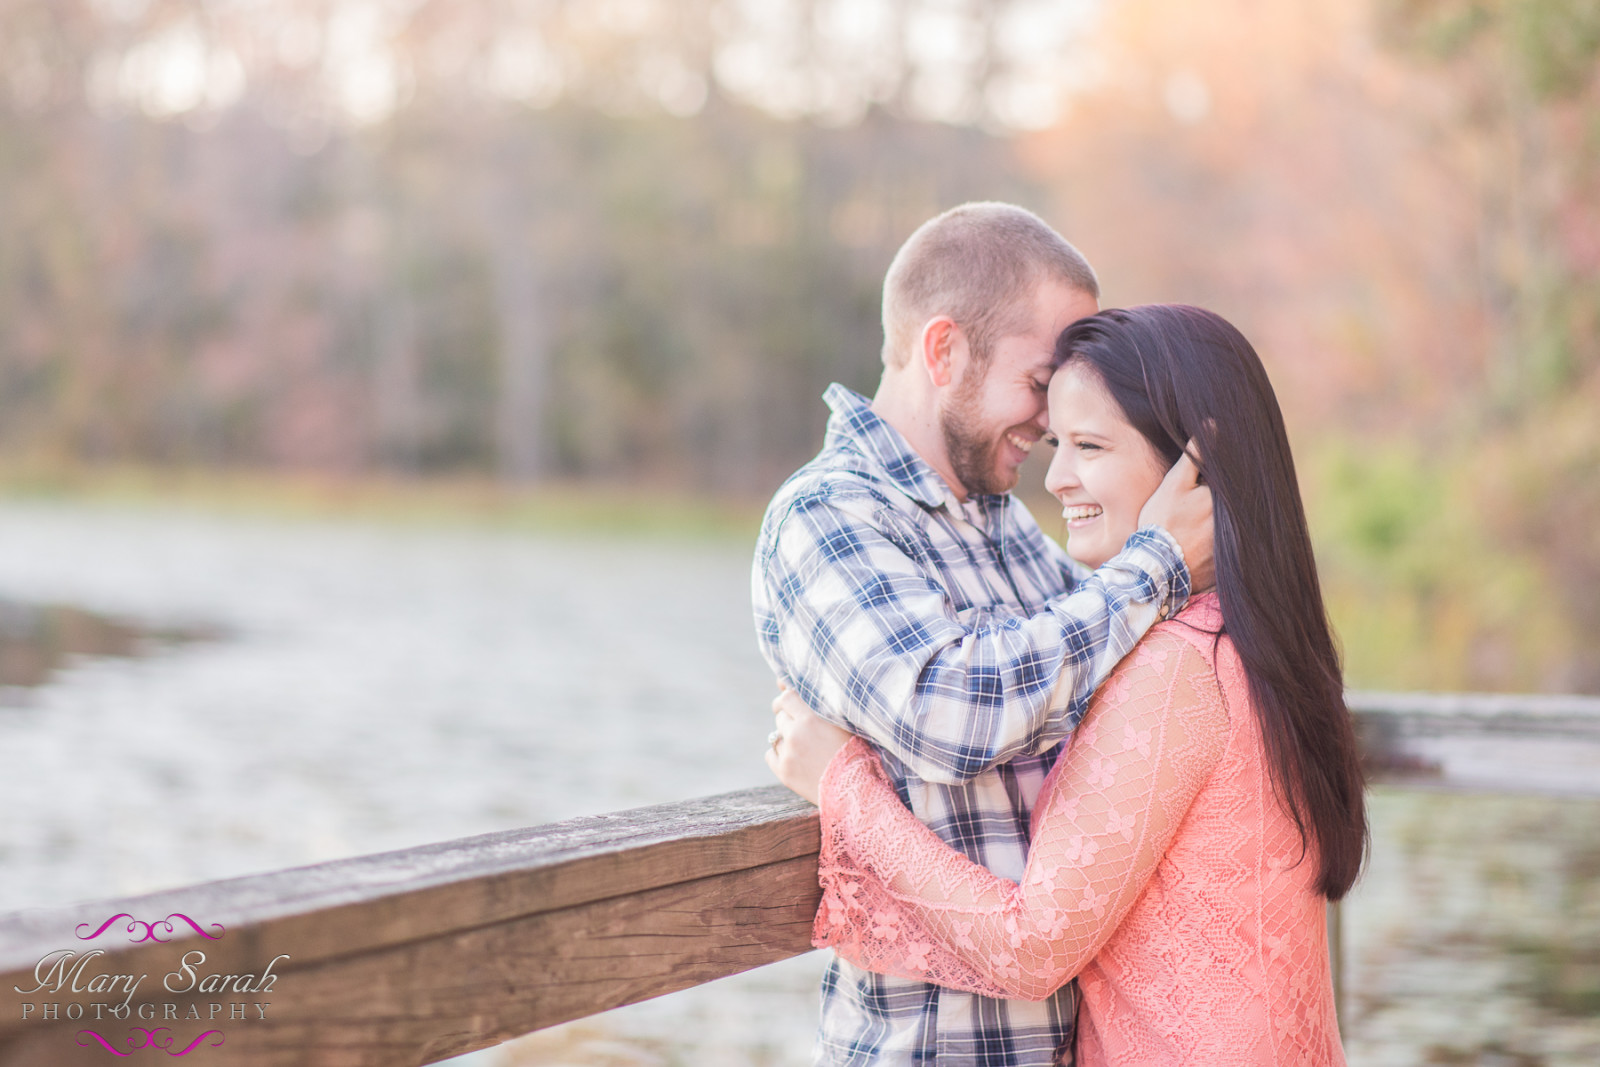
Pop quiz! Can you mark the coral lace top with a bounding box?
[811,594,1346,1066]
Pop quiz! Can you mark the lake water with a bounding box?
[0,500,1594,1066]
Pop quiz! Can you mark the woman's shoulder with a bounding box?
[1145,591,1255,730]
[1173,589,1224,628]
[1107,606,1227,719]
[1148,591,1226,658]
[1089,607,1230,776]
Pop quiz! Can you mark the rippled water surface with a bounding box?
[0,501,1594,1066]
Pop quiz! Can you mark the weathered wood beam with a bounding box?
[0,786,821,1067]
[3,693,1596,1066]
[1348,689,1600,797]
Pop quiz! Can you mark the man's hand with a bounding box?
[766,685,852,805]
[1138,445,1215,592]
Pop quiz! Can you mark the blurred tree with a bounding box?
[2,0,1597,687]
[1379,0,1600,399]
[1377,0,1600,688]
[0,0,1053,489]
[1001,0,1599,692]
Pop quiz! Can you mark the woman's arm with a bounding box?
[811,627,1228,1001]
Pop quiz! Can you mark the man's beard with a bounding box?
[939,379,1016,498]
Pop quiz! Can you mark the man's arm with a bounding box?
[757,489,1190,786]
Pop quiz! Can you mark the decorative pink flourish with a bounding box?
[76,1028,225,1056]
[162,914,225,940]
[76,914,137,941]
[129,1027,173,1049]
[75,913,224,943]
[170,1031,225,1056]
[75,1031,131,1056]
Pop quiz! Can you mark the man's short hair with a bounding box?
[881,202,1098,369]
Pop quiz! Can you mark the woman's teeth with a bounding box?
[1063,505,1103,521]
[1006,433,1034,453]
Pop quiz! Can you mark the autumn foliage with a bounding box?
[0,0,1596,689]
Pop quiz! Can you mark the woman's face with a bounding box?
[1043,362,1170,569]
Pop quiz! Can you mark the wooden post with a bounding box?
[1328,899,1344,1033]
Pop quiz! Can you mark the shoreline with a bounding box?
[0,462,769,543]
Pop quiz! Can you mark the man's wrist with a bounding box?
[1122,526,1192,618]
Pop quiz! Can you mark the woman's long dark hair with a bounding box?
[1057,305,1367,900]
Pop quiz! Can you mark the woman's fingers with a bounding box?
[774,687,812,721]
[1138,443,1214,588]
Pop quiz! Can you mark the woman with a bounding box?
[768,305,1366,1065]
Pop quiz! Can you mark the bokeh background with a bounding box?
[0,0,1597,1064]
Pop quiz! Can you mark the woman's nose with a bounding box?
[1044,448,1077,498]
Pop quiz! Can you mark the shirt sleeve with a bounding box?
[809,626,1228,1001]
[758,487,1190,784]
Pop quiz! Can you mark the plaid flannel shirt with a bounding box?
[753,385,1191,1067]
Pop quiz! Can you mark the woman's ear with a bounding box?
[1183,421,1217,484]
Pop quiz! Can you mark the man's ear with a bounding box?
[919,316,967,389]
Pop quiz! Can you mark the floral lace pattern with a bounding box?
[813,595,1346,1065]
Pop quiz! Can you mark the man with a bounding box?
[752,202,1214,1066]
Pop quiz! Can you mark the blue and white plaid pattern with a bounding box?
[753,384,1190,1066]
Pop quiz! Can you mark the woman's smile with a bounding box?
[1044,363,1169,568]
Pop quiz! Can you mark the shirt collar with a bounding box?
[823,383,977,513]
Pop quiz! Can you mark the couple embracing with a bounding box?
[752,203,1365,1066]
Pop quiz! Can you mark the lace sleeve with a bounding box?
[812,627,1228,1001]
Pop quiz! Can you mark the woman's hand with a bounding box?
[765,684,853,805]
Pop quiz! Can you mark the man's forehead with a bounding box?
[1022,348,1057,376]
[1021,280,1096,350]
[1041,281,1098,329]
[988,333,1056,378]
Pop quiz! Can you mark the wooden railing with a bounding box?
[3,692,1598,1066]
[0,790,821,1066]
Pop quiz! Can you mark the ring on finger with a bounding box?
[767,729,782,749]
